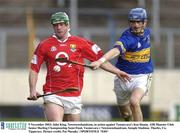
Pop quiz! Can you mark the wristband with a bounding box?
[99,57,106,63]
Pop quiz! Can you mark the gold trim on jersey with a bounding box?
[115,41,126,53]
[122,48,150,63]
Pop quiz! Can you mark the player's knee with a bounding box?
[130,98,140,108]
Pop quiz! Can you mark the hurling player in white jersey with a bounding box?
[90,8,153,121]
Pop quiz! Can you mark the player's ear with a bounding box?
[68,25,70,32]
[143,21,147,27]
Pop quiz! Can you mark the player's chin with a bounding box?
[55,34,64,39]
[133,28,140,33]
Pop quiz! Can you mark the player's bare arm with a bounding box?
[90,47,120,69]
[28,69,40,100]
[100,61,131,82]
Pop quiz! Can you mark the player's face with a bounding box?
[53,22,70,40]
[129,21,147,35]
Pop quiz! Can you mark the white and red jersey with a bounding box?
[30,34,103,97]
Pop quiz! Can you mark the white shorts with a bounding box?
[114,73,153,106]
[43,94,82,114]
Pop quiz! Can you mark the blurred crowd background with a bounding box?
[0,0,180,121]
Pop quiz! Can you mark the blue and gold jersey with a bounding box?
[114,28,153,74]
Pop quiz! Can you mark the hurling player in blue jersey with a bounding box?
[90,8,153,121]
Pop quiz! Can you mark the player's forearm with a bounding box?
[100,48,120,63]
[29,69,38,93]
[100,61,119,75]
[101,61,131,82]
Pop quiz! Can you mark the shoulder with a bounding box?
[36,36,54,49]
[122,28,132,36]
[70,35,89,42]
[121,28,135,39]
[120,28,137,42]
[70,35,94,45]
[40,36,55,44]
[144,28,151,35]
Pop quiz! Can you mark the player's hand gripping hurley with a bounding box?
[55,57,93,69]
[27,88,78,100]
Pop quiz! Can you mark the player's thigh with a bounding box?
[130,88,145,106]
[131,73,153,93]
[130,74,153,105]
[62,96,82,115]
[63,114,80,121]
[44,102,64,121]
[114,76,130,105]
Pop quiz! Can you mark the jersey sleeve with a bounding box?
[81,39,104,61]
[114,33,136,56]
[30,43,46,73]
